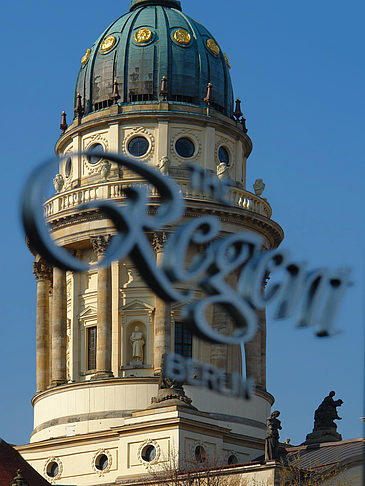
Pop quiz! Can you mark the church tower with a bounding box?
[19,1,283,483]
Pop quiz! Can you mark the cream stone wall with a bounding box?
[21,406,267,485]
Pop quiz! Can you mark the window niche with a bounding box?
[78,307,98,377]
[120,299,154,373]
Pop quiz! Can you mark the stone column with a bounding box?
[51,266,67,386]
[152,232,171,375]
[245,309,268,390]
[91,236,113,378]
[33,259,52,392]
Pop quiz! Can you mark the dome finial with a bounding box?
[130,0,182,11]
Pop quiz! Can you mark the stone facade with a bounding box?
[18,1,287,484]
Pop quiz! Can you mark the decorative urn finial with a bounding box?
[60,111,68,133]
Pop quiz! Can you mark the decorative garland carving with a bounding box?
[171,130,202,164]
[138,439,161,466]
[43,457,63,484]
[92,449,112,476]
[83,133,109,175]
[215,137,234,166]
[122,127,155,162]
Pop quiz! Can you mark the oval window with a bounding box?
[46,461,59,478]
[175,137,195,158]
[87,143,104,164]
[95,453,109,471]
[218,146,229,165]
[128,137,149,157]
[228,454,238,465]
[142,444,157,462]
[194,445,206,463]
[65,157,72,178]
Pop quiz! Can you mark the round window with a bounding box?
[218,146,230,165]
[46,461,59,478]
[95,453,109,471]
[65,157,72,178]
[142,444,157,462]
[175,137,195,158]
[228,454,238,465]
[87,143,104,164]
[194,445,206,463]
[128,137,149,157]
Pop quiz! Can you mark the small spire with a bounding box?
[204,83,213,106]
[74,93,84,119]
[112,79,120,104]
[60,111,68,133]
[233,98,243,120]
[160,76,168,101]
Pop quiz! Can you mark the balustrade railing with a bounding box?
[45,179,272,219]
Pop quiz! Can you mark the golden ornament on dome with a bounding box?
[81,49,91,65]
[100,35,117,52]
[207,39,220,56]
[134,28,153,43]
[174,28,191,45]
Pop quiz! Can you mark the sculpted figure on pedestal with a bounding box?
[265,410,282,461]
[305,391,343,444]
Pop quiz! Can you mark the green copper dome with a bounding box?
[75,0,234,117]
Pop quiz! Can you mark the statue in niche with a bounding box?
[217,162,229,180]
[130,325,145,364]
[159,156,170,176]
[265,410,282,461]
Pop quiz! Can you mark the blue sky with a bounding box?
[0,0,364,447]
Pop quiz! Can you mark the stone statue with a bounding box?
[99,160,111,180]
[265,410,282,461]
[53,174,64,193]
[253,178,265,197]
[305,391,343,444]
[130,326,145,363]
[150,354,196,410]
[217,162,229,180]
[159,156,170,176]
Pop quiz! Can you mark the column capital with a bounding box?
[152,232,166,253]
[91,235,112,256]
[33,260,52,281]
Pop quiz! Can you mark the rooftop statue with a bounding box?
[265,411,282,461]
[305,391,343,444]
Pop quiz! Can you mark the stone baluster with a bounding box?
[33,259,52,392]
[91,236,113,377]
[51,266,67,385]
[152,232,171,375]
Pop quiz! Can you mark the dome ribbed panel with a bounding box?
[74,5,234,117]
[127,7,158,100]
